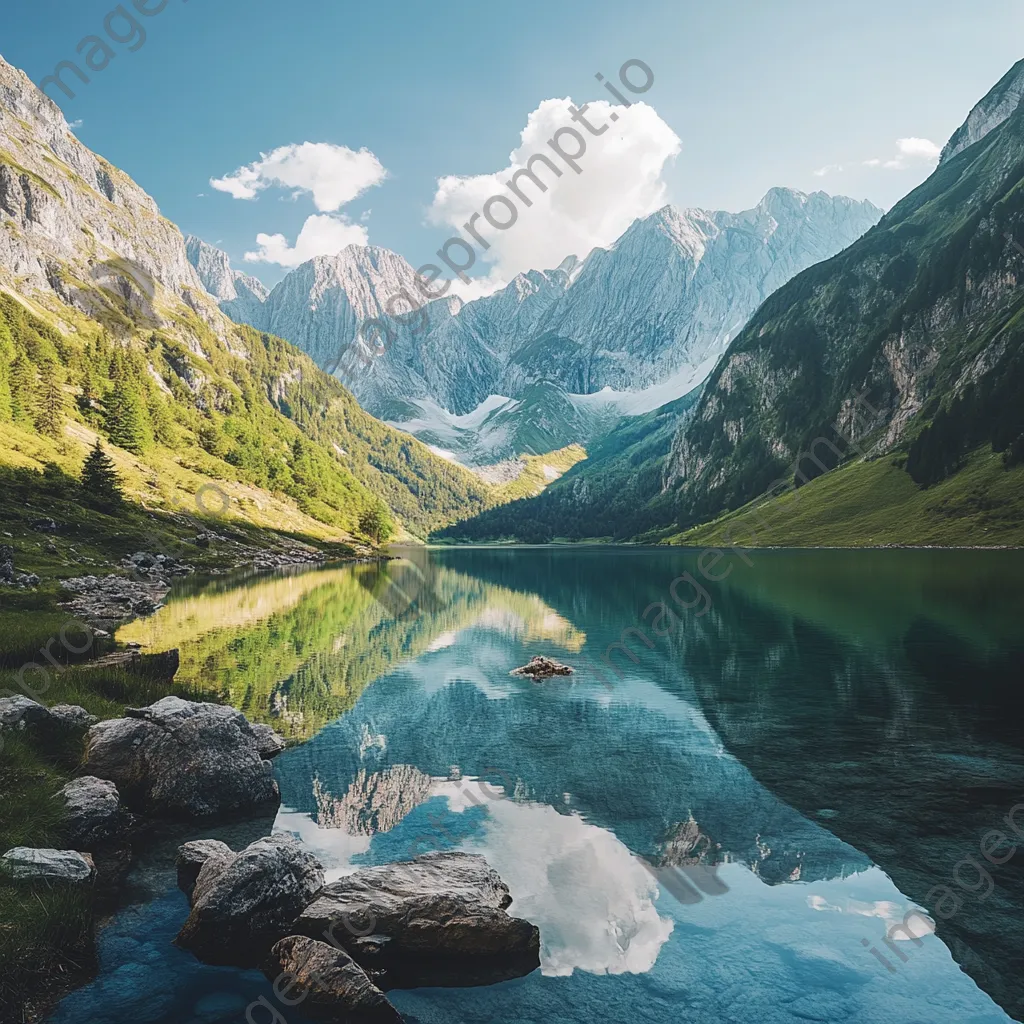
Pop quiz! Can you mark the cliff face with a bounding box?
[0,55,207,325]
[941,58,1024,164]
[663,62,1024,526]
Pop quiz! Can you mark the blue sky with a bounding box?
[3,0,1023,290]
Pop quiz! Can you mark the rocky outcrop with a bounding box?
[0,847,95,883]
[56,777,132,849]
[941,57,1024,164]
[59,573,175,630]
[84,697,280,819]
[295,851,540,988]
[175,839,235,899]
[0,544,39,589]
[185,235,269,325]
[510,655,573,680]
[175,835,324,966]
[266,936,403,1023]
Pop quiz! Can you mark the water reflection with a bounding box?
[71,547,1024,1024]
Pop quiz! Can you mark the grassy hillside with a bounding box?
[672,446,1024,548]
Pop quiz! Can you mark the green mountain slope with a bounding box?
[435,389,700,542]
[660,60,1024,540]
[0,53,507,544]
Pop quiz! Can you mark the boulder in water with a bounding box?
[510,655,574,680]
[84,697,280,819]
[175,834,325,966]
[266,935,403,1023]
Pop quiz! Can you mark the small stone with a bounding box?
[0,847,95,883]
[56,776,130,848]
[252,723,287,759]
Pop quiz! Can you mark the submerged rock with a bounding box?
[56,776,132,848]
[267,936,403,1023]
[176,839,234,899]
[84,696,280,819]
[295,851,540,989]
[510,655,574,680]
[175,834,325,966]
[0,847,95,883]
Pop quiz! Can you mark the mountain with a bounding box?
[657,58,1024,540]
[0,52,501,542]
[440,62,1024,547]
[192,191,882,464]
[185,235,269,325]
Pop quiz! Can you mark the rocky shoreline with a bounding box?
[0,694,540,1022]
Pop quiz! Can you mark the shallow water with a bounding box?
[52,547,1024,1023]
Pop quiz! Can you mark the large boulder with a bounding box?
[175,839,234,899]
[83,697,280,819]
[175,834,324,966]
[266,936,403,1023]
[0,847,95,883]
[55,776,132,848]
[295,852,540,989]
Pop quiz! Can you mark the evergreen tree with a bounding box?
[81,438,123,507]
[359,501,396,545]
[35,361,67,439]
[9,353,37,425]
[105,360,151,454]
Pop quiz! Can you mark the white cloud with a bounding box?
[428,97,681,282]
[211,142,387,211]
[813,163,843,177]
[864,137,941,171]
[244,213,368,268]
[68,119,83,130]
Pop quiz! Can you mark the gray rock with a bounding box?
[0,695,51,732]
[84,697,280,819]
[252,723,287,759]
[0,847,95,883]
[56,776,130,848]
[175,834,325,966]
[295,852,540,988]
[176,839,234,898]
[49,705,100,731]
[266,936,403,1023]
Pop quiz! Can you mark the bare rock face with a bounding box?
[267,936,403,1023]
[175,835,324,966]
[83,697,280,819]
[510,655,574,680]
[295,852,540,989]
[55,776,132,848]
[175,839,234,899]
[0,847,95,883]
[49,705,100,731]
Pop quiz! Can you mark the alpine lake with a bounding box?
[48,546,1024,1024]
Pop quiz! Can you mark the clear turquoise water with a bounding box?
[51,547,1024,1024]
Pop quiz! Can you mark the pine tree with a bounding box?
[81,438,123,507]
[9,353,37,425]
[105,360,151,454]
[35,361,67,439]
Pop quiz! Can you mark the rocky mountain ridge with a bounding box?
[191,190,881,462]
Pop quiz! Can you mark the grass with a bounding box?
[672,446,1024,548]
[0,662,202,1022]
[490,444,588,503]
